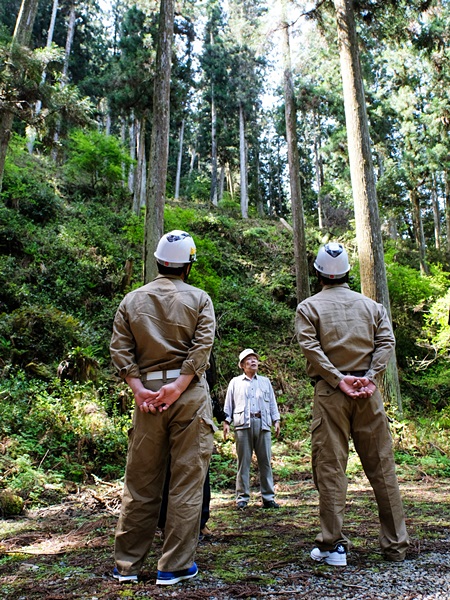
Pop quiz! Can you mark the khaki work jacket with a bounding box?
[110,274,215,381]
[295,283,395,387]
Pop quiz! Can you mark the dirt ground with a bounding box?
[1,475,450,599]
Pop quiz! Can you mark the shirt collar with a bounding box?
[322,283,350,290]
[241,372,258,381]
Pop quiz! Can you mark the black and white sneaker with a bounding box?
[310,544,347,566]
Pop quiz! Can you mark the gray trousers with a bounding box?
[114,376,215,575]
[311,379,409,560]
[235,418,275,504]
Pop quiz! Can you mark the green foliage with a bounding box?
[385,251,450,370]
[0,373,130,495]
[1,135,61,224]
[187,174,211,202]
[0,305,87,369]
[419,287,450,359]
[64,129,134,191]
[218,196,241,217]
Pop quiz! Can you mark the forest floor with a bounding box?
[1,474,450,600]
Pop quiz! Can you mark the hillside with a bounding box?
[1,144,450,509]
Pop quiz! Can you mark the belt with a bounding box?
[250,412,261,418]
[143,369,181,381]
[313,370,367,384]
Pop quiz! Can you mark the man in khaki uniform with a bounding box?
[295,242,409,566]
[110,230,216,585]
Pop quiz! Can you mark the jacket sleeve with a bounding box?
[365,304,395,382]
[224,379,235,423]
[110,300,141,379]
[295,305,343,388]
[267,379,280,422]
[180,294,216,380]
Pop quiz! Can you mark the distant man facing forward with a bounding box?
[295,242,409,566]
[223,349,281,510]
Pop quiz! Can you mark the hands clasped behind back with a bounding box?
[127,375,194,414]
[338,375,376,399]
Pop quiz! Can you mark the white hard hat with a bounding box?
[238,348,259,367]
[154,230,197,267]
[314,242,350,279]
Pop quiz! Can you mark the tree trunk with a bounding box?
[254,147,264,217]
[128,112,136,194]
[239,102,248,218]
[219,164,225,202]
[138,116,147,211]
[210,85,218,206]
[410,188,430,275]
[226,163,234,199]
[431,174,441,250]
[52,2,76,161]
[175,118,185,200]
[132,117,142,214]
[445,171,450,255]
[0,0,40,191]
[189,142,197,176]
[313,133,323,230]
[13,0,40,45]
[281,1,310,302]
[333,0,402,414]
[144,0,174,283]
[28,0,58,153]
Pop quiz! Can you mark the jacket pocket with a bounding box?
[234,410,246,427]
[200,415,218,433]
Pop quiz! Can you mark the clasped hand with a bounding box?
[136,382,183,414]
[338,375,376,399]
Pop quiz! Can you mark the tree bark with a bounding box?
[431,174,441,250]
[410,188,430,275]
[28,0,58,153]
[445,171,450,255]
[313,131,323,230]
[0,0,40,190]
[239,102,248,218]
[175,118,185,200]
[52,2,76,161]
[144,0,174,283]
[210,85,218,206]
[254,146,264,217]
[281,1,310,302]
[219,164,225,202]
[333,0,402,414]
[128,112,136,194]
[138,116,147,211]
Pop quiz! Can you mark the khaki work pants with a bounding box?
[311,379,409,560]
[114,375,215,575]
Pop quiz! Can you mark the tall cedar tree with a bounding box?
[333,0,402,412]
[144,0,174,283]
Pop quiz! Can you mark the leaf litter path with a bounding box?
[1,476,449,599]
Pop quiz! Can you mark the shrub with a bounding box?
[0,305,87,368]
[64,129,134,191]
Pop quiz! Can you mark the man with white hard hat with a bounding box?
[110,230,216,586]
[295,242,409,567]
[223,348,281,510]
